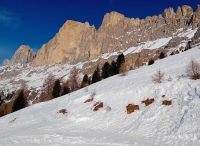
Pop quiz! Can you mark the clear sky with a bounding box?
[0,0,199,65]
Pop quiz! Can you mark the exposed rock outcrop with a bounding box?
[2,59,10,66]
[33,21,98,66]
[191,25,200,47]
[181,5,193,18]
[31,4,200,66]
[3,45,36,66]
[192,5,200,25]
[162,7,176,19]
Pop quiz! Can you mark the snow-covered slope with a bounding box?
[0,46,200,146]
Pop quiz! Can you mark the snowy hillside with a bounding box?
[0,46,200,145]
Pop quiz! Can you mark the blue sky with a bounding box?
[0,0,199,65]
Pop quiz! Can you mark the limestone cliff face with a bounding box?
[2,45,36,66]
[32,4,200,66]
[192,5,200,24]
[33,20,101,66]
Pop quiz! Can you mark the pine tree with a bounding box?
[12,90,27,112]
[109,60,118,76]
[52,79,61,98]
[148,59,154,65]
[92,66,101,84]
[102,62,110,79]
[92,70,99,84]
[116,53,125,73]
[159,52,165,59]
[81,74,89,88]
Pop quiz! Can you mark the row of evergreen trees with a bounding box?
[47,53,126,100]
[48,51,167,100]
[81,53,125,86]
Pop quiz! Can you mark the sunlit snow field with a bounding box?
[0,46,200,146]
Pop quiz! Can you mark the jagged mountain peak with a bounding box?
[195,4,200,13]
[2,4,200,68]
[2,45,36,66]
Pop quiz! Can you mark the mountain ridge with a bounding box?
[2,4,200,67]
[0,4,200,98]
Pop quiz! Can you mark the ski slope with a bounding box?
[0,46,200,146]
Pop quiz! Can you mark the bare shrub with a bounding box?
[186,59,200,80]
[84,98,93,103]
[126,104,139,114]
[152,69,165,83]
[43,73,55,94]
[119,62,128,76]
[162,100,172,106]
[38,92,52,102]
[84,90,96,103]
[68,67,80,91]
[61,81,70,96]
[0,104,8,117]
[58,109,67,114]
[93,102,104,111]
[129,65,135,70]
[141,98,154,106]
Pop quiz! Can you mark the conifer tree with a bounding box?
[102,62,110,79]
[109,60,118,76]
[52,79,61,98]
[159,52,165,59]
[92,66,101,84]
[12,90,27,112]
[116,53,125,73]
[148,59,154,65]
[81,74,89,88]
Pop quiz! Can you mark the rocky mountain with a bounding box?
[2,45,36,66]
[0,4,200,93]
[31,5,200,66]
[0,5,200,145]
